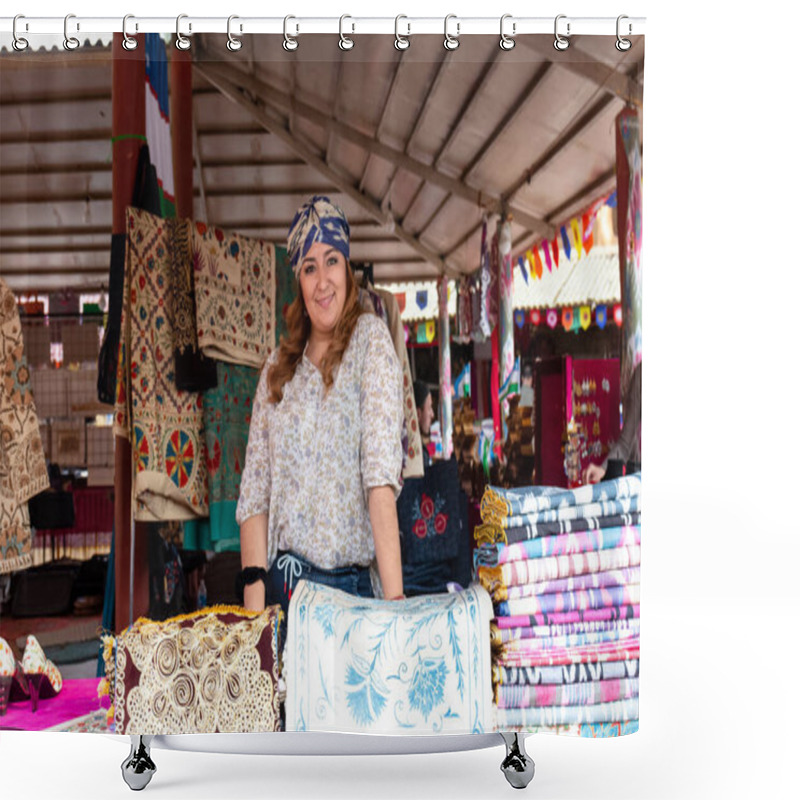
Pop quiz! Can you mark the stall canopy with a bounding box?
[0,33,643,293]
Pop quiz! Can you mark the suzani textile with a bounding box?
[103,605,283,734]
[192,222,276,369]
[285,580,494,735]
[114,208,208,520]
[1,278,49,573]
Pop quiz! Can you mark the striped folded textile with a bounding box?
[479,545,640,590]
[492,618,640,645]
[475,512,641,547]
[495,604,640,629]
[498,720,639,737]
[496,626,639,654]
[495,659,640,686]
[496,697,639,727]
[475,525,641,567]
[481,474,641,520]
[497,640,640,668]
[497,678,639,708]
[491,567,640,602]
[486,496,641,530]
[496,584,640,618]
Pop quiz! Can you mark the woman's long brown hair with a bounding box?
[266,262,366,404]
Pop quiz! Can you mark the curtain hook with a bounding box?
[122,14,138,50]
[339,15,354,51]
[175,14,191,50]
[554,14,570,51]
[394,15,410,50]
[64,14,80,51]
[227,15,243,51]
[444,14,460,51]
[12,14,29,51]
[283,15,298,51]
[499,14,515,51]
[616,15,632,51]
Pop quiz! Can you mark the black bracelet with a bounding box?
[235,566,270,605]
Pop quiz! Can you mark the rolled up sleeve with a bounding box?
[359,317,404,500]
[235,362,272,525]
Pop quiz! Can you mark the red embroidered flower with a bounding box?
[413,519,428,539]
[196,221,207,235]
[244,312,254,327]
[434,513,448,534]
[214,228,224,243]
[420,494,434,520]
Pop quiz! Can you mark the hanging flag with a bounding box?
[561,307,573,331]
[514,309,525,329]
[613,304,623,326]
[560,226,571,261]
[530,308,542,326]
[416,290,428,311]
[571,218,583,259]
[546,308,558,329]
[526,250,536,280]
[552,236,560,268]
[454,363,471,398]
[542,240,553,272]
[394,292,406,313]
[579,305,592,330]
[479,426,495,479]
[425,320,436,343]
[571,307,581,333]
[416,322,427,344]
[518,255,529,285]
[595,305,608,329]
[145,34,176,217]
[606,191,617,208]
[582,212,594,255]
[498,356,521,404]
[532,247,544,280]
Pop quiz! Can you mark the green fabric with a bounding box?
[274,245,296,345]
[183,361,260,553]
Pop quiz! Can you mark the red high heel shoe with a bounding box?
[0,637,30,716]
[21,635,62,712]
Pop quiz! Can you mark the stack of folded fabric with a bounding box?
[474,474,641,737]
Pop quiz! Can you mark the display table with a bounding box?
[0,678,109,732]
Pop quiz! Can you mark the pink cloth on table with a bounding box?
[0,678,106,731]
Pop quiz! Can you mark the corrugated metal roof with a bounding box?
[512,245,620,309]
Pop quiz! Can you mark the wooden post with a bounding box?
[170,48,194,219]
[112,32,148,632]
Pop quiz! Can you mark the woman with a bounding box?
[235,196,405,614]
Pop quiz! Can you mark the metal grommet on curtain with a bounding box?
[63,14,80,50]
[443,14,460,51]
[499,14,515,51]
[122,14,138,50]
[616,15,632,51]
[283,15,298,51]
[394,15,410,50]
[226,15,242,51]
[12,14,29,51]
[339,15,354,51]
[175,14,191,50]
[553,14,570,51]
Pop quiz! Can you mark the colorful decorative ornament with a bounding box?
[425,320,436,343]
[546,308,558,329]
[394,292,406,313]
[518,255,529,284]
[571,307,581,332]
[514,309,525,329]
[542,240,553,272]
[561,307,573,331]
[532,247,544,280]
[165,430,195,489]
[613,304,623,326]
[416,290,428,311]
[560,226,571,261]
[571,219,583,259]
[595,305,608,329]
[416,322,427,344]
[579,305,592,330]
[551,236,560,268]
[530,308,542,326]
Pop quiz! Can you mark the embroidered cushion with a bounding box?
[103,605,283,734]
[285,580,494,735]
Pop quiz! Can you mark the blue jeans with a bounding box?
[267,550,373,617]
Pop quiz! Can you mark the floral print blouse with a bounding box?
[235,312,404,572]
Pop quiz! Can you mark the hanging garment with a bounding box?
[0,279,50,574]
[183,360,259,553]
[171,218,218,392]
[192,222,276,369]
[114,207,209,521]
[273,245,296,346]
[285,580,494,735]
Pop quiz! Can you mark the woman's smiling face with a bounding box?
[298,241,348,336]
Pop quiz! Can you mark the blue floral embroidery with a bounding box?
[345,656,389,726]
[408,658,448,720]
